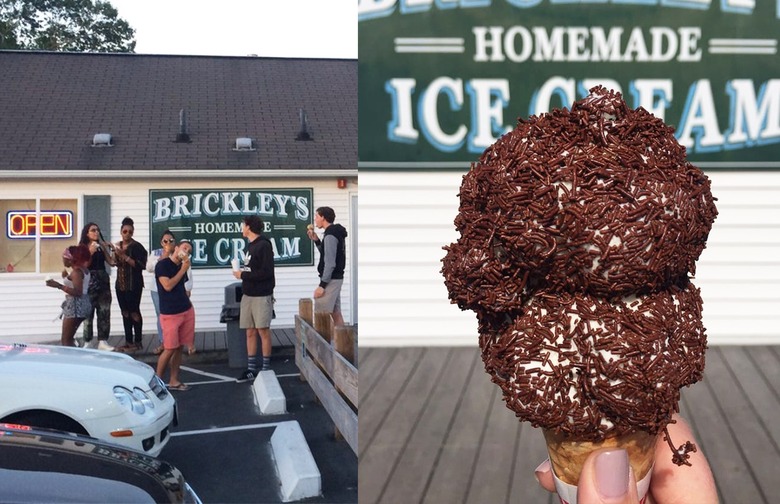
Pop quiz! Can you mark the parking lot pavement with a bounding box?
[158,347,357,504]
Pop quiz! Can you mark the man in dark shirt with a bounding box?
[307,206,347,326]
[233,215,275,383]
[155,239,195,391]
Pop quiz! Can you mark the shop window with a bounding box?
[84,195,111,243]
[1,199,79,273]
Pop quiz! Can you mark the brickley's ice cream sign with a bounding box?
[149,189,313,268]
[358,0,780,168]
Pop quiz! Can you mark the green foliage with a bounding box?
[0,0,135,52]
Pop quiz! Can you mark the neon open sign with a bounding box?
[6,211,73,239]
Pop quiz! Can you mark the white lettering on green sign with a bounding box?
[153,192,310,222]
[387,76,780,154]
[149,189,313,268]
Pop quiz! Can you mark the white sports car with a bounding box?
[0,343,177,457]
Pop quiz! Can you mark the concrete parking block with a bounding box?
[271,421,321,502]
[252,370,286,414]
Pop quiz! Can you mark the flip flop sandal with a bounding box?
[167,383,190,391]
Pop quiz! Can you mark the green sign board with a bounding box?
[359,1,780,169]
[149,189,313,268]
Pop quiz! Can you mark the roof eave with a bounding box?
[0,169,358,180]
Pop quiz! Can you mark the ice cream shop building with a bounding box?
[0,51,357,343]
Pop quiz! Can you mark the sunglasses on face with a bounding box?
[89,228,99,233]
[162,238,174,244]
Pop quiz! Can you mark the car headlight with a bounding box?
[133,387,155,410]
[113,386,154,415]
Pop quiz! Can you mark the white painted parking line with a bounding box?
[180,379,228,386]
[171,422,285,437]
[179,365,301,383]
[180,366,234,381]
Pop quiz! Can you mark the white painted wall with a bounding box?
[359,170,780,347]
[0,177,357,344]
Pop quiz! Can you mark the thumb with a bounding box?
[577,449,641,504]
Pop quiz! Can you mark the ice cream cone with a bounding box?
[543,428,657,486]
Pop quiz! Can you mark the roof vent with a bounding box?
[234,137,255,151]
[296,108,312,141]
[92,133,113,147]
[175,109,191,143]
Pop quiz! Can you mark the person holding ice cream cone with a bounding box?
[307,206,347,327]
[155,239,195,391]
[534,415,717,504]
[46,245,92,347]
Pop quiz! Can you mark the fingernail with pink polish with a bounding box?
[595,449,629,499]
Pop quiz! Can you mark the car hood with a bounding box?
[0,344,154,386]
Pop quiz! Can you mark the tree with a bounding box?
[0,0,135,52]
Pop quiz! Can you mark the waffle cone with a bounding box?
[543,429,657,486]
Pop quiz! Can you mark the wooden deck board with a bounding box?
[508,422,557,504]
[358,347,390,402]
[359,349,412,459]
[381,349,474,503]
[360,349,449,504]
[275,326,296,346]
[106,327,287,356]
[719,347,780,453]
[743,346,780,400]
[466,386,528,504]
[681,370,757,503]
[360,345,780,504]
[423,349,494,503]
[705,347,776,501]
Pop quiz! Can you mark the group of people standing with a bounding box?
[46,217,148,351]
[232,207,347,384]
[45,219,196,390]
[45,206,348,389]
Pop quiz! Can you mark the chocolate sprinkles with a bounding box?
[441,87,718,466]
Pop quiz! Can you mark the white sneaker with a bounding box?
[97,340,115,351]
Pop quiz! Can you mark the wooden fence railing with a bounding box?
[295,298,358,454]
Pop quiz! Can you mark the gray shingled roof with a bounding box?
[0,51,356,171]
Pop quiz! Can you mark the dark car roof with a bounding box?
[0,468,156,503]
[0,424,194,503]
[0,51,357,171]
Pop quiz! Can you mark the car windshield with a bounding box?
[0,443,173,503]
[0,468,156,503]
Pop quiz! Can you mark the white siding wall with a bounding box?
[360,171,780,347]
[0,178,357,343]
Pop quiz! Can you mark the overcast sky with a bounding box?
[109,0,356,59]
